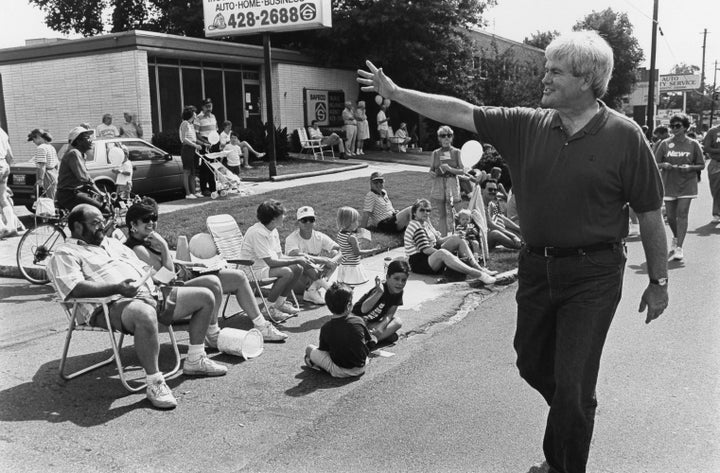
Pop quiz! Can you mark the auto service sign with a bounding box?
[659,74,701,92]
[203,0,331,37]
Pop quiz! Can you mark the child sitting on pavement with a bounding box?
[454,209,481,259]
[351,259,408,348]
[304,283,372,378]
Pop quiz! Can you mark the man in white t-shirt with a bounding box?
[285,206,340,305]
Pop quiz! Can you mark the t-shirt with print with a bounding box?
[351,283,403,324]
[655,137,705,198]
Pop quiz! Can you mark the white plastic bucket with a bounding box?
[216,328,264,360]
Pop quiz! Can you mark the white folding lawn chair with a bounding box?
[466,185,490,266]
[297,127,335,160]
[205,214,299,324]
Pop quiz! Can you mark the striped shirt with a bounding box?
[179,120,197,144]
[362,190,396,227]
[404,220,439,257]
[336,230,360,266]
[32,143,59,169]
[194,112,217,139]
[488,200,505,229]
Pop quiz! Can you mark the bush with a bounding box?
[152,131,182,155]
[263,124,290,161]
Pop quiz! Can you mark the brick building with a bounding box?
[0,30,357,160]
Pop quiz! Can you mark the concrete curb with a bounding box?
[270,162,367,181]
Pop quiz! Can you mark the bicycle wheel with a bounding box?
[16,224,66,284]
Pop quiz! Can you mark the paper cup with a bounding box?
[217,328,264,360]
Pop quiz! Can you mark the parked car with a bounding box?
[9,137,185,211]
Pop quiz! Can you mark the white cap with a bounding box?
[67,126,94,144]
[296,206,315,220]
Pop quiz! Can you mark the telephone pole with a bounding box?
[699,29,707,131]
[646,0,659,130]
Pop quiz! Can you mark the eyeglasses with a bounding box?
[438,134,453,138]
[140,215,158,223]
[486,188,498,193]
[418,208,433,213]
[299,217,315,223]
[669,124,683,129]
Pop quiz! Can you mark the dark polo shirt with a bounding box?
[473,101,663,247]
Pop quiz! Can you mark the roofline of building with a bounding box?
[466,26,546,54]
[0,29,317,66]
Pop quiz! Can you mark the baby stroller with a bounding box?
[196,150,252,199]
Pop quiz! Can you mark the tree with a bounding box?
[523,30,559,50]
[573,8,644,109]
[668,63,700,75]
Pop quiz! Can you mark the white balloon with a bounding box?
[208,130,220,145]
[374,95,383,106]
[189,233,218,259]
[460,140,483,170]
[382,98,391,107]
[108,147,126,165]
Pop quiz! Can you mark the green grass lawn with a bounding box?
[158,169,519,273]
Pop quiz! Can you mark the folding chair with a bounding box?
[55,291,182,393]
[205,214,299,324]
[297,127,335,160]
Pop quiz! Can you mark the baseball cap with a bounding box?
[296,206,315,220]
[202,98,213,105]
[67,126,94,144]
[370,171,385,181]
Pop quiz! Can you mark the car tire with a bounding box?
[96,182,115,194]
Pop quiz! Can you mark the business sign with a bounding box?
[203,0,332,37]
[304,88,344,126]
[659,74,701,92]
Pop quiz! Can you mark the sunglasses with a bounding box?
[418,208,433,213]
[140,215,158,223]
[299,217,316,223]
[669,124,683,129]
[438,134,453,138]
[486,188,498,193]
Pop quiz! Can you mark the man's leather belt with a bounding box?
[525,242,618,257]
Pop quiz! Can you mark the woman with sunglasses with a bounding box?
[655,113,705,261]
[429,125,464,235]
[124,198,288,342]
[404,199,496,284]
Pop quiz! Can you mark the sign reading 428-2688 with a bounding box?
[203,0,331,37]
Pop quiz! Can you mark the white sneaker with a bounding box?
[146,379,177,409]
[185,194,197,199]
[712,215,720,223]
[276,301,300,315]
[263,306,293,324]
[672,247,684,261]
[257,322,288,342]
[183,355,227,377]
[303,287,326,305]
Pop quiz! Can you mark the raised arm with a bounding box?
[358,60,476,132]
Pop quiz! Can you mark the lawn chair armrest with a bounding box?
[59,296,116,304]
[226,259,255,266]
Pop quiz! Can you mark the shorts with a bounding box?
[663,195,697,201]
[181,144,197,171]
[408,252,442,275]
[375,213,399,233]
[88,289,178,333]
[378,129,389,139]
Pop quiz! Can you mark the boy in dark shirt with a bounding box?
[304,283,371,377]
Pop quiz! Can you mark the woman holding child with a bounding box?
[404,199,496,285]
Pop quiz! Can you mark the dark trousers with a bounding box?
[514,245,626,473]
[198,160,216,194]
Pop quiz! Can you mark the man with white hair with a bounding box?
[359,31,669,473]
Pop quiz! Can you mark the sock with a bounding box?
[273,296,287,308]
[206,323,220,337]
[316,278,331,290]
[251,315,267,328]
[146,372,164,385]
[187,344,206,362]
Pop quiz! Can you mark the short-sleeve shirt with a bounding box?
[351,283,404,324]
[404,219,439,257]
[116,160,132,186]
[377,110,388,131]
[179,120,197,144]
[194,112,217,139]
[0,128,12,160]
[48,237,155,324]
[223,143,242,167]
[363,190,396,226]
[58,148,93,190]
[318,315,371,369]
[119,122,141,138]
[32,143,59,169]
[95,124,119,139]
[655,137,705,198]
[472,102,664,247]
[284,229,337,256]
[239,222,282,273]
[702,126,720,159]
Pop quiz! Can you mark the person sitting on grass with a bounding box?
[359,171,412,233]
[351,259,409,348]
[240,200,313,320]
[124,198,288,342]
[308,120,347,159]
[481,179,522,250]
[304,282,372,378]
[48,204,227,410]
[285,205,340,305]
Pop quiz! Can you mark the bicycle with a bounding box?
[16,187,138,285]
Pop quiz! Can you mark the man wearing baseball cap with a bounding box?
[195,98,218,196]
[359,172,412,233]
[285,206,340,305]
[56,126,106,212]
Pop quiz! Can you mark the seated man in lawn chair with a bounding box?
[389,122,413,153]
[47,204,228,410]
[308,120,348,159]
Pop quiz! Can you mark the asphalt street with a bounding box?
[0,164,718,472]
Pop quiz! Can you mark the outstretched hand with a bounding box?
[638,284,668,324]
[357,60,398,99]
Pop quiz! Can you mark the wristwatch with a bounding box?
[650,277,668,286]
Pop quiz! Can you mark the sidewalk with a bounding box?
[0,153,425,279]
